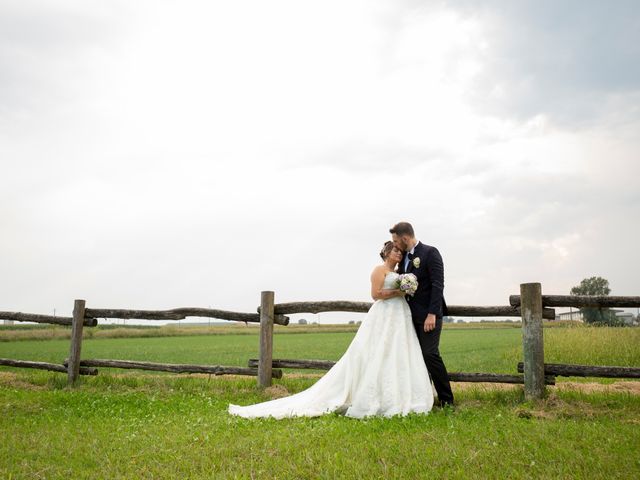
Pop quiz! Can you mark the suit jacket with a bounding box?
[398,241,448,322]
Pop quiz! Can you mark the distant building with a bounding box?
[556,309,636,325]
[556,310,584,321]
[615,312,635,326]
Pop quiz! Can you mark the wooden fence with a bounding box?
[509,286,640,399]
[0,300,290,384]
[1,284,639,401]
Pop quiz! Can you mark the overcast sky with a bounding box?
[2,0,639,323]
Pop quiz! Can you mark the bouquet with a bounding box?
[397,273,418,296]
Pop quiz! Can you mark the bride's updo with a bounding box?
[379,241,394,260]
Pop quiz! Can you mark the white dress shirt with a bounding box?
[404,240,419,271]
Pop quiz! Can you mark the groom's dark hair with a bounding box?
[389,222,414,237]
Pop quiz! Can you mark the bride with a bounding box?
[228,241,434,419]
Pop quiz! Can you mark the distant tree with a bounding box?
[298,318,307,325]
[570,276,621,326]
[570,276,611,296]
[443,316,453,323]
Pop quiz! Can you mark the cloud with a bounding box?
[0,1,123,116]
[444,0,640,125]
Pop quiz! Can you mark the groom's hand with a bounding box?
[424,314,436,332]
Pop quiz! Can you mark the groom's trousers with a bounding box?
[413,318,455,406]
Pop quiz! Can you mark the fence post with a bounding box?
[258,291,274,388]
[67,299,86,386]
[520,283,545,400]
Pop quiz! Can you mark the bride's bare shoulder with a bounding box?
[370,264,390,280]
[371,265,386,277]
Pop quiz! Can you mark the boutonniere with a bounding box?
[412,257,420,268]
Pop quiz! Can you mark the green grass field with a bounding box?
[2,323,638,373]
[1,324,639,479]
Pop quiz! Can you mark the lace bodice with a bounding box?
[384,271,400,289]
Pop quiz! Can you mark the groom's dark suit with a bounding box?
[398,241,454,406]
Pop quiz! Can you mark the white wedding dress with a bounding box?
[228,272,434,419]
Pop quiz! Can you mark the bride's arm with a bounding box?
[370,267,404,300]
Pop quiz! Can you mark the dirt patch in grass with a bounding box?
[514,406,556,420]
[451,380,640,395]
[280,373,323,380]
[452,382,521,391]
[514,392,604,420]
[264,384,290,398]
[0,372,47,391]
[555,380,640,395]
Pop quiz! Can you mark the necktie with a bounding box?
[406,252,413,271]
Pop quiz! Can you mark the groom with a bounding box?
[391,221,455,407]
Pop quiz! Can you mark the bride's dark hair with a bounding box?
[379,241,394,260]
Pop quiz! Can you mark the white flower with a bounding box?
[412,257,420,268]
[397,273,418,296]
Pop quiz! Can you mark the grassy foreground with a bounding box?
[0,324,639,479]
[0,372,639,479]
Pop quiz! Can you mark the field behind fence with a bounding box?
[1,323,638,379]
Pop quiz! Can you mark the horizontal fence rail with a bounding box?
[249,358,336,370]
[448,305,555,319]
[247,359,556,385]
[270,301,555,319]
[0,358,97,375]
[272,301,372,314]
[63,358,283,378]
[0,311,97,327]
[509,295,640,308]
[517,362,640,378]
[446,372,555,385]
[85,307,290,326]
